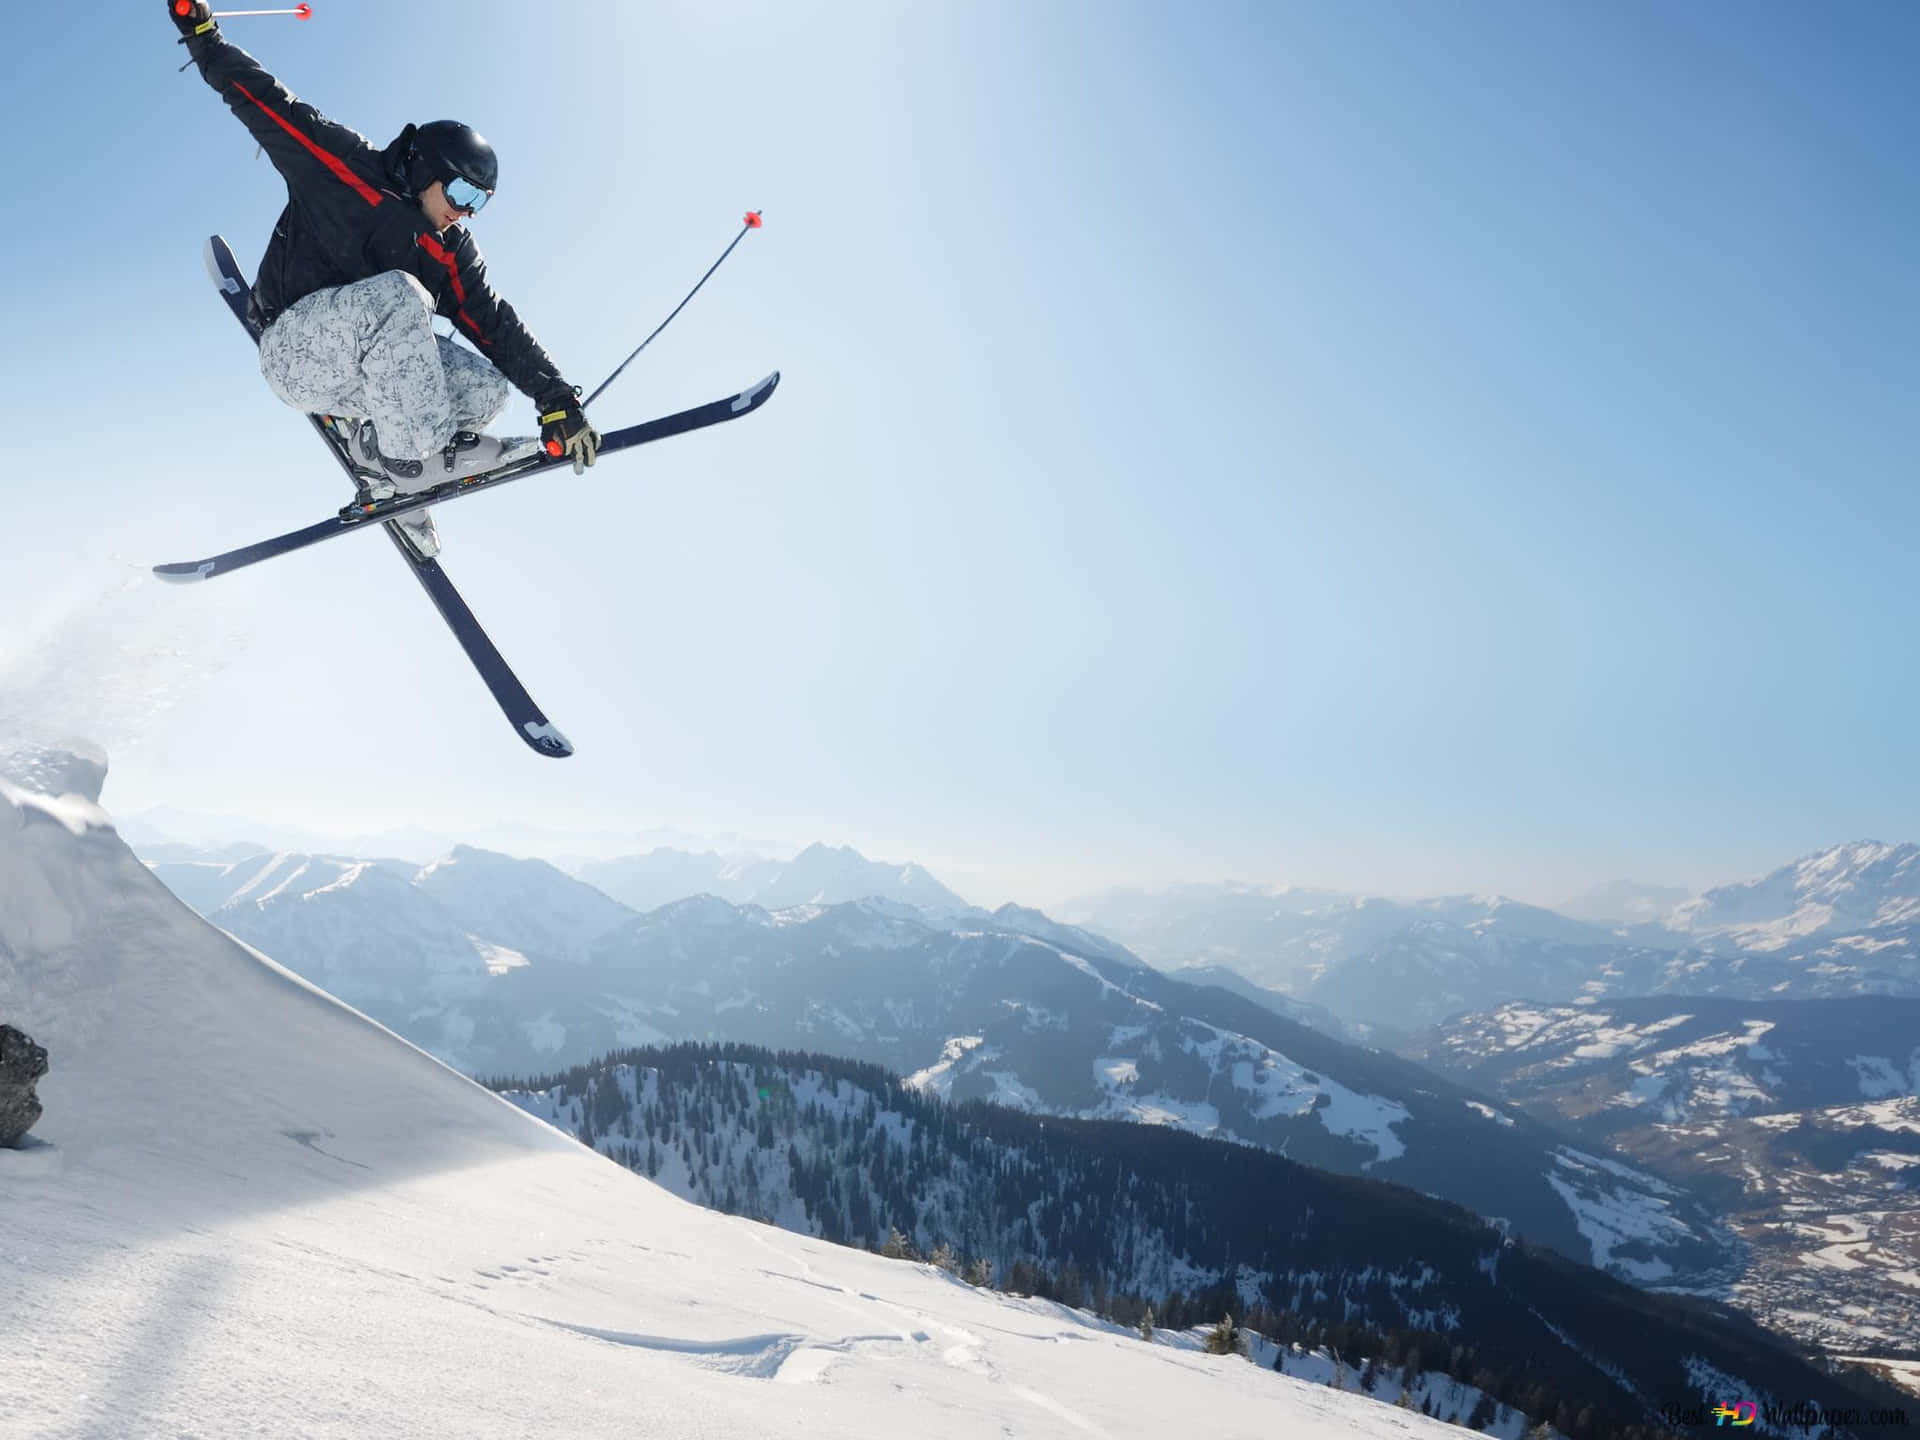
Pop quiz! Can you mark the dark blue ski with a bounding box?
[156,353,778,583]
[194,234,574,758]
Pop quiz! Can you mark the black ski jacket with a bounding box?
[184,31,571,407]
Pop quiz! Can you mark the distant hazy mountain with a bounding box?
[1550,880,1693,926]
[1066,850,1920,1031]
[1055,882,1358,970]
[1413,995,1920,1356]
[1060,886,1682,1030]
[120,805,778,867]
[133,838,272,866]
[577,841,969,913]
[569,847,775,911]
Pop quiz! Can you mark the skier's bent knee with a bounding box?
[373,269,436,314]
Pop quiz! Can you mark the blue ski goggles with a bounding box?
[445,175,493,215]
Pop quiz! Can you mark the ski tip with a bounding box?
[730,371,780,414]
[522,721,574,759]
[203,234,245,297]
[153,560,217,585]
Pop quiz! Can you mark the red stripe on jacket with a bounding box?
[415,231,491,347]
[230,81,383,208]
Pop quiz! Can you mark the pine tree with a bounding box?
[1205,1313,1246,1357]
[1139,1304,1156,1342]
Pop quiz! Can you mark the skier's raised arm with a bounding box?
[169,2,385,207]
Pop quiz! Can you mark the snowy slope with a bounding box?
[0,759,1477,1439]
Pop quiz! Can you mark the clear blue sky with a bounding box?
[2,0,1916,907]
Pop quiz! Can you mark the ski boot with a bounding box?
[350,422,538,489]
[345,424,538,560]
[434,429,543,480]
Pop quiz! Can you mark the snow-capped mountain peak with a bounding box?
[1668,839,1920,949]
[575,840,970,914]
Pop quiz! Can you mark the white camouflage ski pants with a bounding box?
[258,270,509,461]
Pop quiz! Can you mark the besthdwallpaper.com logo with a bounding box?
[1657,1399,1911,1432]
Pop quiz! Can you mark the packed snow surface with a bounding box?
[0,762,1468,1438]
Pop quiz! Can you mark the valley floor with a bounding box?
[1616,1098,1920,1355]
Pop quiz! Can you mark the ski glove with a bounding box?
[539,393,601,475]
[169,0,217,38]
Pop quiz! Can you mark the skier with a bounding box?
[168,0,600,559]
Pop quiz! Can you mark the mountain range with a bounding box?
[574,841,971,913]
[137,838,1732,1288]
[133,822,1920,1354]
[1061,845,1920,1031]
[139,813,1920,1038]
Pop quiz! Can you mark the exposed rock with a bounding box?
[0,1025,49,1146]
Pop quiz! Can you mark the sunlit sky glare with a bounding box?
[3,1,1917,909]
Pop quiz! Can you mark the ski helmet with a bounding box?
[411,120,498,195]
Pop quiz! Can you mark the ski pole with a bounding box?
[175,2,312,68]
[189,3,314,16]
[582,211,764,410]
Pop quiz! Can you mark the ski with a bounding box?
[155,368,779,584]
[195,234,574,758]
